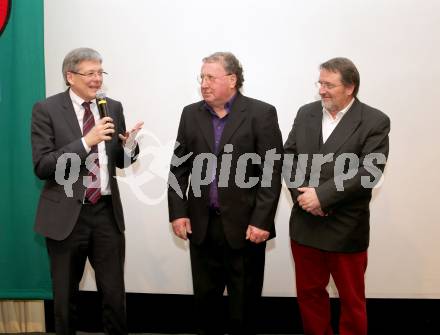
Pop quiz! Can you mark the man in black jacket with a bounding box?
[168,52,283,335]
[31,47,142,335]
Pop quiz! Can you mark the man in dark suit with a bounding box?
[284,57,390,335]
[31,47,142,335]
[168,52,283,335]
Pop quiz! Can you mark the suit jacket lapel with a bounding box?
[307,105,323,154]
[320,99,362,154]
[195,103,215,153]
[218,93,247,155]
[60,89,83,139]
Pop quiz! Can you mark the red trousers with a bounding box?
[291,241,368,335]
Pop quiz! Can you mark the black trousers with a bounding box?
[189,211,266,335]
[46,197,127,335]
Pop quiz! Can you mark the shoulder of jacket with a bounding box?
[357,100,390,124]
[182,100,204,114]
[296,100,321,117]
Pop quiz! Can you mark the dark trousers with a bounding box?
[190,211,266,335]
[46,197,127,335]
[291,240,368,335]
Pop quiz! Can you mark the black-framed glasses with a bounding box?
[70,70,108,79]
[197,73,232,84]
[315,81,343,90]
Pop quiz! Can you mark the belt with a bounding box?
[209,207,221,215]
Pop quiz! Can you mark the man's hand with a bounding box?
[119,121,144,147]
[246,225,269,244]
[310,207,326,217]
[84,116,115,147]
[172,217,192,240]
[297,187,322,214]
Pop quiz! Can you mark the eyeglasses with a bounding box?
[197,73,232,84]
[315,81,343,90]
[70,70,108,79]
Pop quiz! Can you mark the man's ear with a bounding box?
[66,72,74,86]
[229,74,237,89]
[345,84,355,97]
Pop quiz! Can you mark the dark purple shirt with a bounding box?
[205,95,236,209]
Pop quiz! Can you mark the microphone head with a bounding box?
[96,90,109,119]
[96,90,107,100]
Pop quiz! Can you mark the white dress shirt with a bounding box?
[69,89,111,195]
[322,98,355,143]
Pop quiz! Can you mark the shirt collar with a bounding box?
[204,93,237,117]
[69,88,96,110]
[323,98,355,120]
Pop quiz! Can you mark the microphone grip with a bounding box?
[96,98,113,137]
[97,99,109,119]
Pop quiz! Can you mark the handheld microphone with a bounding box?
[96,91,109,119]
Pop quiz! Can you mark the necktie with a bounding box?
[82,101,101,204]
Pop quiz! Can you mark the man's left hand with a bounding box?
[119,121,144,146]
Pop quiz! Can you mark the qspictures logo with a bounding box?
[0,0,11,36]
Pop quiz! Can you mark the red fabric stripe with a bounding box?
[82,102,101,203]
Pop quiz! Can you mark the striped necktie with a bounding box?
[82,101,101,204]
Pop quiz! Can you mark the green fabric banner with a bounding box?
[0,0,52,299]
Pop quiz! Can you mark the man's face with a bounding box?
[200,61,237,107]
[66,60,103,101]
[318,69,354,113]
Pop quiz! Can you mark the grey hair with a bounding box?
[320,57,360,97]
[203,52,244,90]
[62,48,102,86]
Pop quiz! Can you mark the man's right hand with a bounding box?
[84,116,115,147]
[172,217,192,240]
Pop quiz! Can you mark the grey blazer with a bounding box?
[284,99,390,252]
[31,90,138,240]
